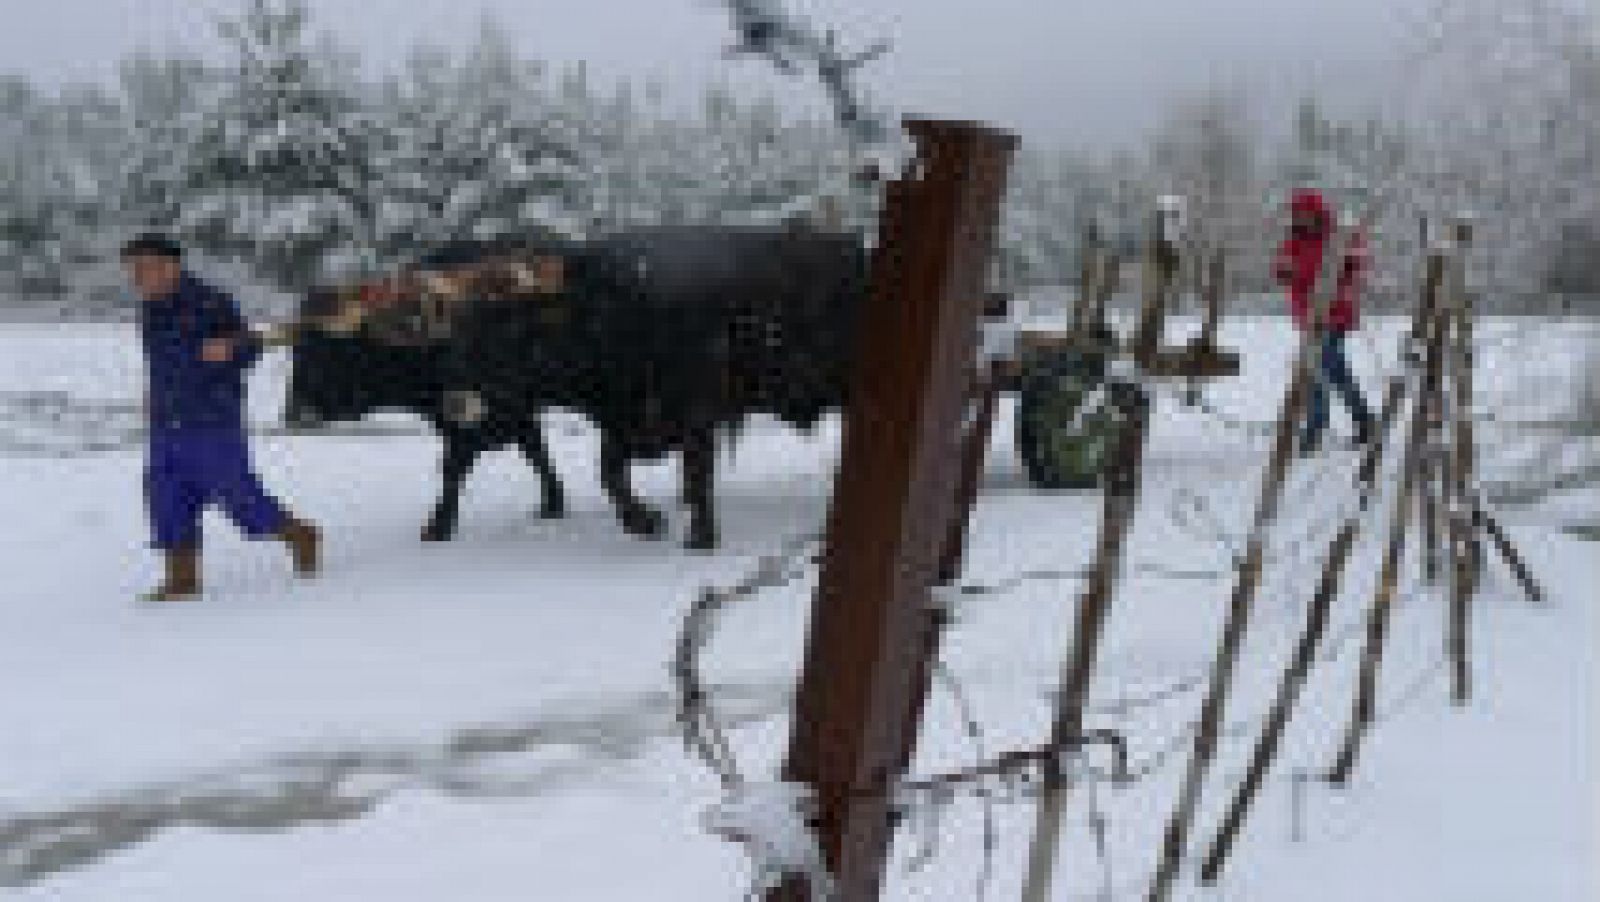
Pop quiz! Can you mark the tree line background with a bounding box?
[0,0,1594,316]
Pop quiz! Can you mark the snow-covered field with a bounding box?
[0,315,1595,900]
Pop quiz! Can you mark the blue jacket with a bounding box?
[139,273,264,432]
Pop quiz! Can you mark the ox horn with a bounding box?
[506,257,564,295]
[509,261,540,290]
[256,322,302,347]
[421,271,466,300]
[316,288,370,336]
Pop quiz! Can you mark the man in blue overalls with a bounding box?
[125,234,320,602]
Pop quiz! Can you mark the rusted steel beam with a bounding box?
[1196,253,1440,884]
[1324,253,1452,787]
[767,118,1018,902]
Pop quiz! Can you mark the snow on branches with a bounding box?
[124,0,379,290]
[1391,0,1597,305]
[716,0,892,147]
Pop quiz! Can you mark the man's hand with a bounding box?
[200,337,235,363]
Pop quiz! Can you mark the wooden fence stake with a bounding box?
[1017,390,1149,902]
[1146,221,1363,902]
[1324,253,1452,786]
[1132,205,1183,365]
[766,118,1017,902]
[1445,217,1481,704]
[1071,223,1104,337]
[1472,500,1548,605]
[1017,205,1179,902]
[1419,389,1444,585]
[1196,246,1227,352]
[1195,250,1441,884]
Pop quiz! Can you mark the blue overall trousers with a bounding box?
[140,274,287,550]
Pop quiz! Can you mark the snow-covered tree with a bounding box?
[564,76,870,234]
[123,0,377,290]
[0,78,126,303]
[370,21,588,260]
[998,151,1145,291]
[1147,89,1270,291]
[1391,0,1599,307]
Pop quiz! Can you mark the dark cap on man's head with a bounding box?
[121,233,184,261]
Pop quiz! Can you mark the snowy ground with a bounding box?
[0,315,1595,900]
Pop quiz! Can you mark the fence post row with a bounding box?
[1195,236,1441,884]
[1145,209,1364,902]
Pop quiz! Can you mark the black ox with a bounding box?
[283,226,869,550]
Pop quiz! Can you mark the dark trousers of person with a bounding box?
[1304,330,1373,451]
[145,427,287,550]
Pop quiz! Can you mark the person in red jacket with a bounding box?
[1275,188,1374,453]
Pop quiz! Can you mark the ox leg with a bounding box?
[683,426,719,551]
[423,429,485,542]
[600,433,666,540]
[516,424,567,519]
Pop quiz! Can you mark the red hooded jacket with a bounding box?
[1275,189,1365,331]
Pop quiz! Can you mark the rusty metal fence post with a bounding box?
[767,118,1018,902]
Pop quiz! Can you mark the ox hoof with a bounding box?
[621,509,667,540]
[420,524,456,543]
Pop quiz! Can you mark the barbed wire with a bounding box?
[672,530,823,791]
[666,274,1543,901]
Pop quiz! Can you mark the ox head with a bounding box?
[282,282,448,429]
[281,251,570,430]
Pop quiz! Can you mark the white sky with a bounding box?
[0,0,1438,150]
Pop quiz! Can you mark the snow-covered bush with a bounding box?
[120,0,379,291]
[369,24,588,261]
[0,78,126,305]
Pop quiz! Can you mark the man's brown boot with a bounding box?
[143,547,201,602]
[279,517,321,576]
